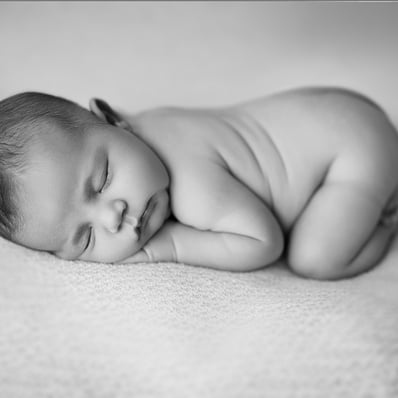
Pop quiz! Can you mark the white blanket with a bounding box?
[1,235,397,397]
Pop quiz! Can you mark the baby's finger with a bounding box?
[118,249,151,264]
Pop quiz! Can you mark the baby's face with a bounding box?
[14,121,170,262]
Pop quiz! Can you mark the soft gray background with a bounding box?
[1,1,398,120]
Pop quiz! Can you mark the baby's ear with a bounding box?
[89,98,129,129]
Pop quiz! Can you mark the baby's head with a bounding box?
[0,92,170,262]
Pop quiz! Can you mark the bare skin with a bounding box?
[14,87,398,280]
[120,87,398,279]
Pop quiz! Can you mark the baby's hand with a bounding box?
[118,220,178,264]
[119,248,151,263]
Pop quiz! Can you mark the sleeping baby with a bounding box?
[1,86,397,280]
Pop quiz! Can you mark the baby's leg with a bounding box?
[288,181,396,280]
[288,177,397,280]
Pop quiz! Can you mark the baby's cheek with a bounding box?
[83,191,170,263]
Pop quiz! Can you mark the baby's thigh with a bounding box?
[287,138,398,279]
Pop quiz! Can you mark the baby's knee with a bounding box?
[288,224,395,280]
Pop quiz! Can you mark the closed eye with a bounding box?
[99,159,111,193]
[83,227,93,252]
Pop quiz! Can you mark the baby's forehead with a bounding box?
[28,119,87,160]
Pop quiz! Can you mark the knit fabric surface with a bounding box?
[1,236,398,398]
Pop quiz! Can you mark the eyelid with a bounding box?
[83,227,93,252]
[99,159,111,193]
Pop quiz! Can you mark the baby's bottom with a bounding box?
[287,174,398,281]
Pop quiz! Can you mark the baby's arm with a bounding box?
[88,97,282,270]
[122,164,284,271]
[124,219,281,271]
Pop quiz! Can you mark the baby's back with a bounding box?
[131,87,398,233]
[233,87,398,230]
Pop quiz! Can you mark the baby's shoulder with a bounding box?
[132,106,227,161]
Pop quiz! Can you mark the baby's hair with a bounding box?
[0,91,101,241]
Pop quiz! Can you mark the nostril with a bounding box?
[121,202,128,219]
[108,201,128,234]
[115,200,128,228]
[109,226,118,234]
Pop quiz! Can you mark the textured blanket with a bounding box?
[1,234,397,398]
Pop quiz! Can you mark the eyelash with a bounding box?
[98,160,111,193]
[84,228,93,252]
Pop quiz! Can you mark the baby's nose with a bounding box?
[105,199,127,234]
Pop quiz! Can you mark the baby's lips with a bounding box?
[125,214,139,228]
[124,215,142,240]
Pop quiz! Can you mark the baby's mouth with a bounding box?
[125,195,156,239]
[139,195,157,234]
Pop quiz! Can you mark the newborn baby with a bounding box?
[1,86,397,280]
